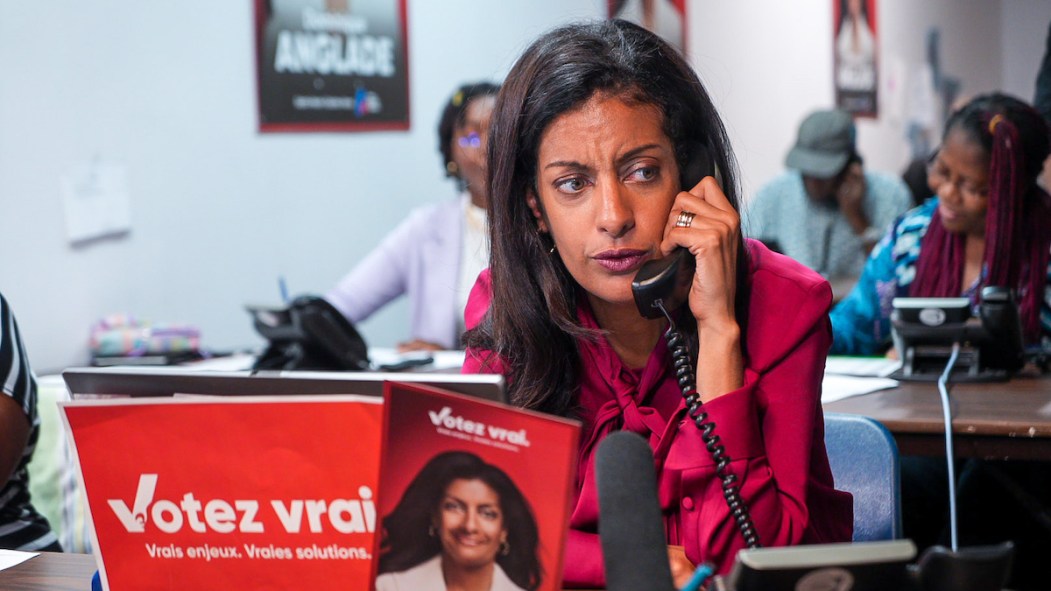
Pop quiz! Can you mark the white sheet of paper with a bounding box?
[825,356,902,378]
[0,549,38,571]
[61,161,131,244]
[822,374,900,404]
[367,347,465,372]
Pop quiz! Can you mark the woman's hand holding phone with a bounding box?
[662,176,744,401]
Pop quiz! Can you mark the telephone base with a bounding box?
[893,344,1011,383]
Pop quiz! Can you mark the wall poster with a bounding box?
[608,0,687,55]
[255,0,410,132]
[834,0,879,117]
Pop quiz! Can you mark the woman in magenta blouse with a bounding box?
[461,20,852,588]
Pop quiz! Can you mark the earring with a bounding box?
[500,540,510,556]
[446,161,459,175]
[428,525,436,537]
[539,228,556,254]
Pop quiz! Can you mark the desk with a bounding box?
[824,375,1051,460]
[0,552,96,591]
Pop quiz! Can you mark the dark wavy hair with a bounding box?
[463,19,750,416]
[378,451,541,590]
[912,93,1051,343]
[438,81,501,181]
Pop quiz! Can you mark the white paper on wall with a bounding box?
[61,161,132,245]
[883,54,907,125]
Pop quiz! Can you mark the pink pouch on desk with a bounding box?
[89,314,201,358]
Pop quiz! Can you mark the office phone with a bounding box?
[891,286,1026,381]
[250,295,370,372]
[630,143,761,549]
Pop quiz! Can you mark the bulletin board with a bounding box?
[608,0,687,55]
[834,0,880,117]
[254,0,410,132]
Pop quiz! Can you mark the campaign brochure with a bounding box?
[373,382,581,591]
[61,395,383,591]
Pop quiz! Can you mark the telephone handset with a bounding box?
[630,143,762,550]
[631,141,712,319]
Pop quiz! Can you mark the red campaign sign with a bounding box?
[834,0,880,116]
[374,382,581,591]
[62,396,383,591]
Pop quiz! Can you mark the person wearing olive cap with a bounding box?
[745,109,911,292]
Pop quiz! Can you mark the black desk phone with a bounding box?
[631,143,761,549]
[891,286,1026,381]
[250,296,370,372]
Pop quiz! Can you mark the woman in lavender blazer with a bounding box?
[326,82,498,351]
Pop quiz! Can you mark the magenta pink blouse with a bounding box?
[462,240,853,587]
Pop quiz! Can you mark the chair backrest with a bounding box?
[823,413,902,541]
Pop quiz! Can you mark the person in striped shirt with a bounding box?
[0,293,60,551]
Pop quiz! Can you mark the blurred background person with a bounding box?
[901,95,974,208]
[745,108,911,298]
[830,94,1051,591]
[326,81,499,352]
[0,293,60,551]
[829,94,1050,356]
[1036,19,1051,192]
[900,151,937,207]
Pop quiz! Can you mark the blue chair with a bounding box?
[824,412,903,541]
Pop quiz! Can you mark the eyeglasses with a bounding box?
[926,154,988,201]
[457,132,482,149]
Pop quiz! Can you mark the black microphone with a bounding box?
[596,430,676,591]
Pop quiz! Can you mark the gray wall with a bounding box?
[0,1,602,371]
[1001,0,1051,101]
[2,1,1048,372]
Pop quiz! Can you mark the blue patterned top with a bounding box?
[829,198,1051,355]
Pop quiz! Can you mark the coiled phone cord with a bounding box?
[658,303,761,550]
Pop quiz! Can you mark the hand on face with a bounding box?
[834,162,868,229]
[532,92,742,329]
[530,93,681,314]
[663,176,740,332]
[531,91,744,392]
